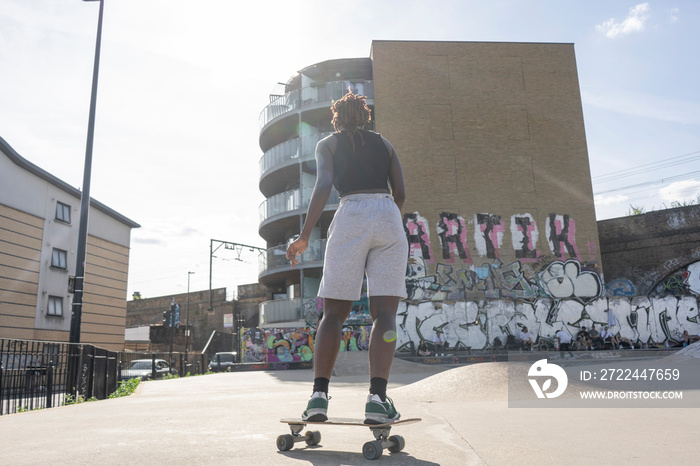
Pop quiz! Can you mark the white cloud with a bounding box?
[595,194,629,206]
[658,180,700,202]
[668,7,680,22]
[581,88,700,126]
[596,3,651,38]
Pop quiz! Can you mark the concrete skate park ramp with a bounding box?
[395,362,510,402]
[668,340,700,363]
[331,351,445,377]
[393,359,599,403]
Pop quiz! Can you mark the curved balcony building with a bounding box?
[257,58,374,327]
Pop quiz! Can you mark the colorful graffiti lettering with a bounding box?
[652,260,700,297]
[404,211,589,298]
[404,257,603,301]
[240,325,372,362]
[241,327,314,363]
[605,279,636,297]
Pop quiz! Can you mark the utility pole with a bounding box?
[208,239,265,309]
[169,298,179,368]
[185,271,194,367]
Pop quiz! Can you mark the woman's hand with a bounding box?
[286,238,308,267]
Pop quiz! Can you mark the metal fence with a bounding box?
[0,338,207,416]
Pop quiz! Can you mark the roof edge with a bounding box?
[0,135,140,229]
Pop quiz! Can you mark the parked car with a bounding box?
[120,359,176,381]
[208,352,237,372]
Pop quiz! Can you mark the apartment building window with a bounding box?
[56,201,71,224]
[51,248,68,269]
[48,296,63,317]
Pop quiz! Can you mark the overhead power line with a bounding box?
[593,170,700,196]
[592,150,700,184]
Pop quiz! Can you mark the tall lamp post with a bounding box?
[68,0,104,396]
[70,0,104,345]
[185,271,195,364]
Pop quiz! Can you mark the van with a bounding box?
[208,352,237,372]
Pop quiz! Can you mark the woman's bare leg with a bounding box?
[313,298,353,379]
[368,296,401,379]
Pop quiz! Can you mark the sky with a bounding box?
[1,0,699,301]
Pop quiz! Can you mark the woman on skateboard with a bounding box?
[286,89,407,424]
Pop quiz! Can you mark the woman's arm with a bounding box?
[286,137,335,265]
[382,137,405,210]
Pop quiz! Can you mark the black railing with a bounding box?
[1,339,75,414]
[0,339,208,416]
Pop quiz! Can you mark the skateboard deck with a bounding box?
[277,417,421,460]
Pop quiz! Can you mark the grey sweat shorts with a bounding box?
[318,193,408,301]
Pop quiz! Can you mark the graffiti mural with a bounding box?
[652,261,700,296]
[605,279,636,297]
[403,211,598,301]
[404,257,603,301]
[396,295,700,352]
[240,327,313,363]
[240,325,373,363]
[538,260,602,300]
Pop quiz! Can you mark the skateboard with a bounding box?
[277,417,421,460]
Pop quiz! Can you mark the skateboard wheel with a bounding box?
[305,430,321,446]
[387,435,405,453]
[362,440,383,460]
[276,434,294,451]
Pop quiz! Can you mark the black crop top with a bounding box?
[331,130,391,197]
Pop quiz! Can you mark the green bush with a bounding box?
[109,377,141,398]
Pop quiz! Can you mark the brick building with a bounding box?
[125,284,266,352]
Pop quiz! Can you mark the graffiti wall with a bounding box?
[240,326,372,362]
[274,205,700,362]
[396,295,700,352]
[241,328,314,363]
[404,211,603,302]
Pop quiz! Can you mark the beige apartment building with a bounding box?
[257,41,602,325]
[0,136,139,351]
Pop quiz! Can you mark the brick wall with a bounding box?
[598,205,700,294]
[371,41,602,288]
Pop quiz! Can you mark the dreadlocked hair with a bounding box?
[331,88,371,151]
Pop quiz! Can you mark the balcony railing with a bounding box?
[259,299,303,326]
[259,187,339,224]
[259,239,327,276]
[259,132,334,178]
[259,80,374,129]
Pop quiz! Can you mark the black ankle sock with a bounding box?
[369,377,388,402]
[313,377,329,395]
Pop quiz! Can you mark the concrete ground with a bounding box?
[0,352,697,465]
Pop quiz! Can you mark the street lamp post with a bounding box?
[186,271,194,364]
[68,0,104,396]
[70,0,104,345]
